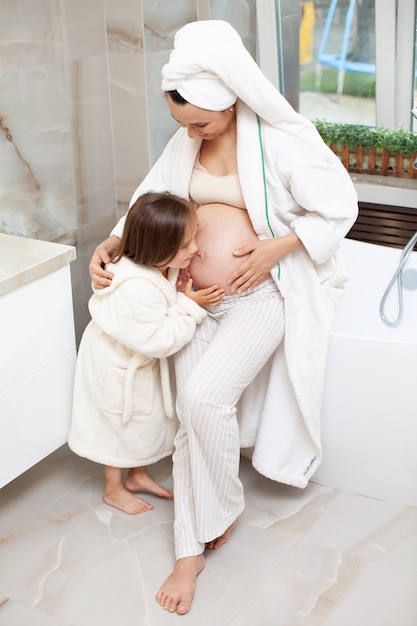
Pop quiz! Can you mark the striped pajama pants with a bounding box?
[173,278,285,559]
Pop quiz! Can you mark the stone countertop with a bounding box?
[0,234,76,296]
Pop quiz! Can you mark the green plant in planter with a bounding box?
[312,120,417,177]
[313,120,417,154]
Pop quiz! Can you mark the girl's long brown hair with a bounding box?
[112,191,195,267]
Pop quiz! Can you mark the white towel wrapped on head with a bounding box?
[161,20,339,164]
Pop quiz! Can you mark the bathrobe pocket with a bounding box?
[104,365,153,416]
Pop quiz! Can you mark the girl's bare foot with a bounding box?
[103,486,153,515]
[205,519,238,549]
[156,554,205,615]
[125,467,173,499]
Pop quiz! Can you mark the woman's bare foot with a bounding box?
[125,467,173,499]
[103,485,153,515]
[156,554,205,615]
[205,519,238,550]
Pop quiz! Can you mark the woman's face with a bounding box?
[166,97,235,140]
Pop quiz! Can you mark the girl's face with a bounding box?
[166,97,235,140]
[160,215,198,272]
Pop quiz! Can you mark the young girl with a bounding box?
[68,191,224,515]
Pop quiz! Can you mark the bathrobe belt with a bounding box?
[122,354,174,425]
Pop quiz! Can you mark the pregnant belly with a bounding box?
[189,203,259,295]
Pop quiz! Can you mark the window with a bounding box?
[259,0,417,131]
[302,0,376,126]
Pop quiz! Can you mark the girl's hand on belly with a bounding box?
[184,278,225,307]
[176,268,191,292]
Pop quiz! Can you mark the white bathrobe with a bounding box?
[69,257,206,468]
[112,101,358,487]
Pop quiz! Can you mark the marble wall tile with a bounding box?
[144,0,197,164]
[0,1,75,242]
[105,0,144,54]
[0,0,117,242]
[211,0,256,57]
[61,0,107,59]
[107,53,149,213]
[105,0,146,217]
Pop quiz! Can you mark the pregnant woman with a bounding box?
[89,20,358,615]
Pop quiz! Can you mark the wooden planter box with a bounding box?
[329,143,417,179]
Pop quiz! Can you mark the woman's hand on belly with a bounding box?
[228,233,303,293]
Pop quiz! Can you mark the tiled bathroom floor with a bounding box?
[0,446,416,626]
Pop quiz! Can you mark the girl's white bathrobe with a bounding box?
[112,101,358,487]
[69,257,206,468]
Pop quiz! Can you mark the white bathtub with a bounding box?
[314,237,417,507]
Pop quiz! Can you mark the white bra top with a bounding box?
[189,158,246,209]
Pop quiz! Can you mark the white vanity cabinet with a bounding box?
[0,234,77,488]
